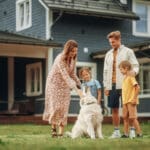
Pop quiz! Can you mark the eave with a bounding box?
[0,31,62,48]
[43,0,139,20]
[91,41,150,64]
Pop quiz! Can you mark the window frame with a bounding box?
[138,64,150,98]
[16,0,32,31]
[26,62,42,97]
[132,0,150,37]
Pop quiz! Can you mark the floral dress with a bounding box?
[43,54,80,125]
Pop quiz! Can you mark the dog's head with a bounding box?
[78,87,97,106]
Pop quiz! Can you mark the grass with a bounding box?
[0,123,150,150]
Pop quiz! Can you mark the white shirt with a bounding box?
[103,45,139,90]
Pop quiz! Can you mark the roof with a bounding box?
[42,0,139,20]
[0,31,62,47]
[91,41,150,63]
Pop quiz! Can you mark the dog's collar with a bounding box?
[86,102,96,105]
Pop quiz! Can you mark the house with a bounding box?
[0,0,150,117]
[0,31,62,115]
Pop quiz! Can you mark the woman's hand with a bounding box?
[74,87,83,98]
[77,85,81,89]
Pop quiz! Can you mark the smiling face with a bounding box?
[81,70,91,82]
[68,47,78,58]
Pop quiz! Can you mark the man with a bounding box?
[103,31,139,138]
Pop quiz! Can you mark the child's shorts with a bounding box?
[123,103,137,119]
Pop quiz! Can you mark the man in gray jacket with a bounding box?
[103,31,139,138]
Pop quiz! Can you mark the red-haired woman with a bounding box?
[43,40,81,137]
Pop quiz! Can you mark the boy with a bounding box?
[79,67,101,104]
[119,60,142,138]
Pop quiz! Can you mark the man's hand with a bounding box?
[104,88,109,96]
[128,70,136,77]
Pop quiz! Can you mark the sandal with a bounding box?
[51,128,57,138]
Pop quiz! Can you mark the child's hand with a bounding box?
[131,100,137,105]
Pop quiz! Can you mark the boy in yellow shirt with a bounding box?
[119,60,142,138]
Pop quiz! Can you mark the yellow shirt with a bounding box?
[122,76,139,105]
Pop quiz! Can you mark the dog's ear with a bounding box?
[86,87,91,95]
[75,88,83,98]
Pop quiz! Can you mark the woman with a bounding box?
[43,40,81,137]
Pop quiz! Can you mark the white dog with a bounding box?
[66,88,103,139]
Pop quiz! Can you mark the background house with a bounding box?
[0,0,150,117]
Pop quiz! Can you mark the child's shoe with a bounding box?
[129,128,136,139]
[137,133,143,138]
[121,134,129,138]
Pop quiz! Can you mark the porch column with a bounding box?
[8,57,14,111]
[46,48,53,76]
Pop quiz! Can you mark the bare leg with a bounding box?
[123,118,129,135]
[58,123,64,136]
[134,119,142,134]
[112,108,120,128]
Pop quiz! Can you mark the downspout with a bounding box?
[51,10,63,29]
[39,0,63,40]
[39,0,51,40]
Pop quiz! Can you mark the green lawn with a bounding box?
[0,123,149,150]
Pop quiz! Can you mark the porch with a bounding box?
[0,31,62,114]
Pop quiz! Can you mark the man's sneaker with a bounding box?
[129,129,136,139]
[109,130,121,139]
[121,134,129,138]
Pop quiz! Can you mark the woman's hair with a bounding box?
[62,40,78,61]
[78,67,91,79]
[119,60,132,71]
[107,31,121,39]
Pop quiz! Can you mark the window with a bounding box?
[16,0,32,31]
[71,62,97,95]
[132,0,150,37]
[137,63,150,96]
[26,62,42,96]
